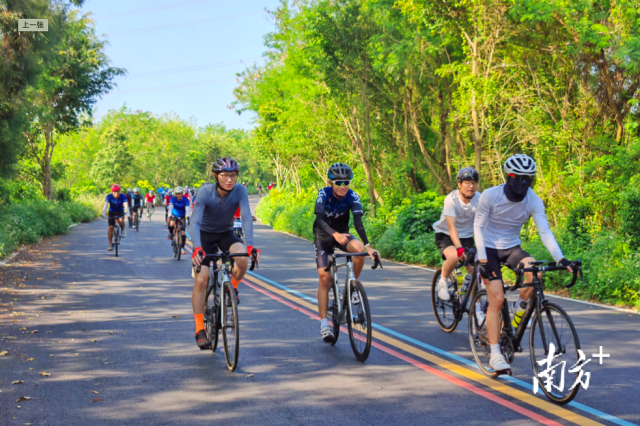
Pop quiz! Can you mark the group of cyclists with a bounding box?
[101,152,569,377]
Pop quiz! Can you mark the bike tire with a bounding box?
[431,269,460,333]
[530,302,581,404]
[221,281,239,371]
[327,280,340,345]
[114,227,119,258]
[468,289,498,377]
[204,272,219,353]
[347,280,372,362]
[135,215,139,232]
[176,231,182,261]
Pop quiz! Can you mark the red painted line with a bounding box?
[241,278,563,426]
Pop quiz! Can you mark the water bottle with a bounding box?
[460,274,472,295]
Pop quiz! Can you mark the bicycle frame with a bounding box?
[330,256,357,323]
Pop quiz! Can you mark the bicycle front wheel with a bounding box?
[530,302,581,404]
[222,281,239,371]
[204,274,219,353]
[327,280,340,345]
[347,280,372,362]
[176,232,182,261]
[468,289,498,377]
[431,269,459,333]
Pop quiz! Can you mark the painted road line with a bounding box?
[243,273,605,426]
[246,270,635,426]
[242,278,564,426]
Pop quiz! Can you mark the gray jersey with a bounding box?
[189,183,254,249]
[432,190,481,238]
[474,185,563,262]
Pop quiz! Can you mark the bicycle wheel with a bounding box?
[530,302,581,404]
[221,281,239,371]
[114,228,119,258]
[347,280,372,362]
[135,215,139,231]
[468,289,499,377]
[431,269,460,333]
[327,280,340,345]
[204,274,219,353]
[176,232,182,261]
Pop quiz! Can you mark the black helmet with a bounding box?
[327,163,353,180]
[212,157,239,173]
[456,167,479,182]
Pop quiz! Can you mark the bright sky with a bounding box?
[80,0,281,130]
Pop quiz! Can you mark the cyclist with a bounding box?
[190,157,260,350]
[131,188,143,227]
[168,187,191,255]
[125,188,133,228]
[432,167,481,301]
[101,184,130,251]
[314,163,379,343]
[145,191,155,213]
[164,189,173,221]
[474,154,572,374]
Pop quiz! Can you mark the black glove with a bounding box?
[559,259,572,268]
[479,263,490,279]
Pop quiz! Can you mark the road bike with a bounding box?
[324,252,382,362]
[431,248,483,332]
[133,209,140,232]
[468,259,584,404]
[171,217,186,260]
[104,216,124,257]
[196,248,257,371]
[146,203,154,221]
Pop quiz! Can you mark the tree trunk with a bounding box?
[42,123,55,200]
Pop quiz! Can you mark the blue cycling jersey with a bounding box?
[170,196,190,217]
[313,187,364,234]
[105,193,128,213]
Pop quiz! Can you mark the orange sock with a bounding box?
[231,278,240,289]
[194,314,205,333]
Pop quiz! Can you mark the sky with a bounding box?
[79,0,281,130]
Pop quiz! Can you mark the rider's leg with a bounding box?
[169,219,175,236]
[346,238,366,279]
[485,278,504,346]
[441,246,459,279]
[192,266,209,320]
[317,267,332,319]
[108,225,114,245]
[229,242,248,287]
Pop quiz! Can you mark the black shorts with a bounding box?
[485,246,531,282]
[131,205,142,213]
[434,233,475,261]
[169,216,187,229]
[108,211,125,226]
[314,232,357,269]
[199,230,244,267]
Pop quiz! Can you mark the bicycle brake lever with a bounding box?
[371,254,382,270]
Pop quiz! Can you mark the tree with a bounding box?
[90,128,132,187]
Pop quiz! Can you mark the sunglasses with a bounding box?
[508,174,535,184]
[332,180,350,187]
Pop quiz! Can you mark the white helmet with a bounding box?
[133,187,140,193]
[174,186,184,194]
[504,154,537,176]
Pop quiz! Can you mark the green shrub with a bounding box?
[395,191,445,239]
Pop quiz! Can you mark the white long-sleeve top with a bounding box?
[473,185,563,262]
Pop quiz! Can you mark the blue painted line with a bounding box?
[246,270,637,426]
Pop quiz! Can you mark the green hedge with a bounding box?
[0,199,99,259]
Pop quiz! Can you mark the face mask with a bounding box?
[504,176,531,202]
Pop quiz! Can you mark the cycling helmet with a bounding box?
[174,186,184,194]
[110,184,121,192]
[504,154,537,176]
[212,157,239,173]
[327,163,353,180]
[456,167,479,182]
[133,187,140,193]
[127,188,132,193]
[168,190,173,195]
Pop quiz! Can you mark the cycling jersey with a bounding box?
[145,193,155,204]
[164,194,171,206]
[131,193,143,207]
[126,192,133,207]
[474,185,563,262]
[432,190,481,238]
[313,187,369,244]
[169,196,191,218]
[105,193,129,213]
[189,183,253,249]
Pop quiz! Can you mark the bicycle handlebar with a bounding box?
[195,249,257,274]
[323,252,383,272]
[513,259,584,289]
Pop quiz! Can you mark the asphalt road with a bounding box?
[0,195,638,426]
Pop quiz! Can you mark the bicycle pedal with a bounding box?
[495,368,512,376]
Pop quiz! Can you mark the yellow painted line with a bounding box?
[246,274,603,426]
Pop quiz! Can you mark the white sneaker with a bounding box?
[437,277,452,301]
[121,229,126,238]
[320,325,334,343]
[490,354,511,372]
[107,246,113,251]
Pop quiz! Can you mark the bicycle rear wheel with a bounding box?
[530,302,581,404]
[176,232,182,261]
[221,281,239,371]
[431,269,460,333]
[114,228,119,258]
[204,273,219,353]
[327,280,340,345]
[468,289,498,377]
[135,215,139,231]
[347,280,372,362]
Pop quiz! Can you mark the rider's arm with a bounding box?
[352,214,370,245]
[188,194,204,249]
[314,188,338,235]
[315,212,338,236]
[239,189,254,247]
[124,201,130,216]
[530,194,564,263]
[186,204,192,217]
[445,216,463,248]
[473,191,491,261]
[102,201,109,217]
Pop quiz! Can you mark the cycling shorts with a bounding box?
[108,211,125,227]
[198,230,244,267]
[169,215,186,229]
[314,232,357,269]
[434,233,475,261]
[131,205,142,213]
[484,246,531,282]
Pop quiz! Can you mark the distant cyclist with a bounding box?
[164,190,173,221]
[145,191,155,212]
[131,188,143,226]
[168,187,191,255]
[432,167,481,301]
[101,184,130,251]
[125,188,133,228]
[190,157,260,350]
[314,163,379,343]
[474,154,572,374]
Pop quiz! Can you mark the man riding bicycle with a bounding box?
[314,163,379,343]
[131,188,143,226]
[190,157,261,350]
[101,184,130,251]
[433,167,481,301]
[168,187,191,256]
[164,189,173,221]
[145,191,155,211]
[474,154,572,374]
